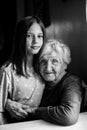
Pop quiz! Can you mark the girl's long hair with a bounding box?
[10,16,46,76]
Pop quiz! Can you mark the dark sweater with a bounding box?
[1,73,86,125]
[35,73,85,126]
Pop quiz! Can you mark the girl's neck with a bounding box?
[27,54,34,68]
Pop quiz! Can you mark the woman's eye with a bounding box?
[40,60,47,66]
[52,59,58,65]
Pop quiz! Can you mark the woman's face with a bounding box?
[39,51,65,82]
[26,22,43,54]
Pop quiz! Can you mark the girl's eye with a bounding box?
[38,35,43,38]
[27,34,32,38]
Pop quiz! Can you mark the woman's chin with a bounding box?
[44,77,55,82]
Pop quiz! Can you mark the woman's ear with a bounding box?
[62,63,67,70]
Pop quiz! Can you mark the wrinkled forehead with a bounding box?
[42,52,58,60]
[40,45,63,62]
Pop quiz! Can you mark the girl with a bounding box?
[0,16,46,124]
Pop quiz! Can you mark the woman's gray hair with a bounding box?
[40,39,71,65]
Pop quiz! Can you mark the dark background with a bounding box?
[0,0,87,84]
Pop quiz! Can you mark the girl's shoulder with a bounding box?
[35,73,45,87]
[0,62,13,74]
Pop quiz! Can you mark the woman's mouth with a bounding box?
[45,72,54,75]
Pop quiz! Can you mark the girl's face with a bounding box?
[26,22,43,54]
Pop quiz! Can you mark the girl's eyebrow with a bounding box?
[36,33,43,35]
[27,32,32,34]
[27,32,43,35]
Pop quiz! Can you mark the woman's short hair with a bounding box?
[39,39,71,65]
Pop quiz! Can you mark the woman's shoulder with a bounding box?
[62,73,81,86]
[64,73,81,82]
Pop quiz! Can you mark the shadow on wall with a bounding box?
[46,0,87,83]
[24,0,51,28]
[0,0,16,66]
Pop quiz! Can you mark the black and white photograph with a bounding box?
[0,0,87,130]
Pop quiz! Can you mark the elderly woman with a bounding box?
[33,39,85,126]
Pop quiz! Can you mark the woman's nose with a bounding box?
[46,61,52,72]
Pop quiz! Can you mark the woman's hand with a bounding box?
[5,99,29,120]
[25,107,37,114]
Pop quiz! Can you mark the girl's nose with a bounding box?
[33,35,38,44]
